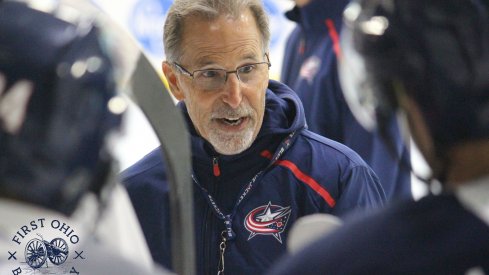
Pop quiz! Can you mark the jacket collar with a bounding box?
[285,0,350,33]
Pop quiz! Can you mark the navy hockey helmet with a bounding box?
[0,1,124,215]
[339,0,489,153]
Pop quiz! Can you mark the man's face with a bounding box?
[164,9,269,155]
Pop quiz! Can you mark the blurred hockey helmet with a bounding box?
[0,1,125,215]
[339,0,489,151]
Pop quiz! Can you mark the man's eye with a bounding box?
[238,65,256,74]
[199,70,222,78]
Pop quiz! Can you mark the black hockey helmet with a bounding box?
[0,1,124,215]
[339,0,489,154]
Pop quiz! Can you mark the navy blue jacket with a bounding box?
[121,80,386,274]
[268,192,489,275]
[281,0,412,201]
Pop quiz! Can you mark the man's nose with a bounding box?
[221,73,242,109]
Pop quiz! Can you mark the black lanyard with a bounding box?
[192,131,297,241]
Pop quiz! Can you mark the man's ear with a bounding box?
[162,61,185,100]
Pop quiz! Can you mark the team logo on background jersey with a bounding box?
[244,202,291,243]
[299,56,321,85]
[6,218,85,274]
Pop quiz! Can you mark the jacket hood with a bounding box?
[259,79,306,137]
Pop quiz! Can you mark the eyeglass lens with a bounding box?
[193,63,269,90]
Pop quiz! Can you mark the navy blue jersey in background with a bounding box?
[281,0,412,201]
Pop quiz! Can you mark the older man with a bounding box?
[121,0,385,274]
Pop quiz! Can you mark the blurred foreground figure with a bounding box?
[0,1,170,273]
[269,0,489,274]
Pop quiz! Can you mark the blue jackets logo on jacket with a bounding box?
[244,201,291,244]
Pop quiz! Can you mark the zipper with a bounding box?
[211,180,224,274]
[204,156,221,274]
[202,204,212,274]
[213,157,221,177]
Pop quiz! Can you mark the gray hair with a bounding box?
[163,0,270,63]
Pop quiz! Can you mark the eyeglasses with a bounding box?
[173,55,271,91]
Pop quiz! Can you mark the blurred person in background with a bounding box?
[281,0,412,201]
[269,0,489,273]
